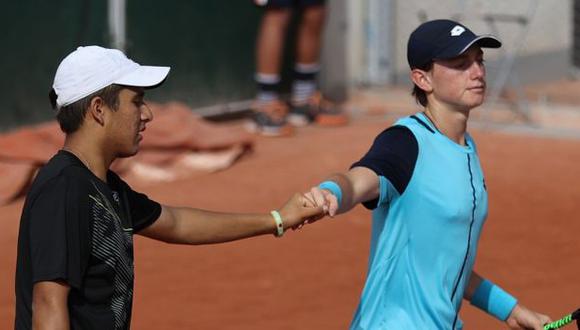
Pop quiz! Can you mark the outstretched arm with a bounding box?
[138,193,323,244]
[466,271,551,330]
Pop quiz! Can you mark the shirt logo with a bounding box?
[112,191,120,204]
[450,25,466,36]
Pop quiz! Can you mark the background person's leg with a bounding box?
[256,7,292,76]
[294,4,325,65]
[288,4,325,126]
[251,5,294,137]
[289,2,348,127]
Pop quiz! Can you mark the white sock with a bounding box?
[291,63,319,105]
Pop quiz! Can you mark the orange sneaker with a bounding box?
[288,92,349,127]
[247,100,294,137]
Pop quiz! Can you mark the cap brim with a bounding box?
[434,35,502,62]
[114,65,171,89]
[458,35,502,54]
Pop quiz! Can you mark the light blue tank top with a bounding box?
[350,113,488,329]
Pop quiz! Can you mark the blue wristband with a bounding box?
[318,181,342,208]
[470,279,518,321]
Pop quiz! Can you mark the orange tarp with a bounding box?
[0,102,254,205]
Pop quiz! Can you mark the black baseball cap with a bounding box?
[407,19,502,69]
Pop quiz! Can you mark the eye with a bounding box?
[454,60,468,69]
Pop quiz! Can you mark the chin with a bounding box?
[117,147,140,159]
[470,101,484,109]
[465,97,485,108]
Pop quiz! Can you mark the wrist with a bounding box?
[270,210,284,237]
[470,279,518,321]
[318,180,342,208]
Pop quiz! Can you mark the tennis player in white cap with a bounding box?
[14,46,323,330]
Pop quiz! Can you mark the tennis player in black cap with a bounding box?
[305,19,552,329]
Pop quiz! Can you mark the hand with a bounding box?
[290,192,327,230]
[506,304,552,330]
[306,186,339,217]
[278,193,325,230]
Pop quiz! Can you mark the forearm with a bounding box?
[464,271,484,301]
[466,271,518,321]
[153,206,278,245]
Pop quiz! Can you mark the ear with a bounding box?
[410,68,433,93]
[87,96,106,126]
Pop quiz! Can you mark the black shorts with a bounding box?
[254,0,325,8]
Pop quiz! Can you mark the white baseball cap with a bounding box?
[52,45,171,109]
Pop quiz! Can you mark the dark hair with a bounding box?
[50,84,124,134]
[411,61,433,107]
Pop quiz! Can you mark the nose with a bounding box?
[141,103,153,122]
[470,60,485,79]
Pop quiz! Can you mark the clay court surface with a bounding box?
[1,104,579,329]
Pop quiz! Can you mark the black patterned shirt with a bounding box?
[15,150,161,329]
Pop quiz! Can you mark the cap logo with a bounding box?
[450,25,466,36]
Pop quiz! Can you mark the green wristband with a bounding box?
[270,210,284,237]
